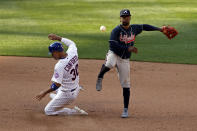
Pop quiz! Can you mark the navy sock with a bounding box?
[123,88,130,109]
[98,64,110,78]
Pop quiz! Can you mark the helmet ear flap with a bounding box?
[48,46,53,53]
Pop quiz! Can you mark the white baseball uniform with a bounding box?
[44,38,83,116]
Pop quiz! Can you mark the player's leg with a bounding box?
[44,86,87,115]
[116,57,131,118]
[97,50,117,78]
[44,90,76,115]
[122,88,130,118]
[97,64,110,79]
[96,50,117,91]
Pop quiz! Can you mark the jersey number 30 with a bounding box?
[70,64,79,81]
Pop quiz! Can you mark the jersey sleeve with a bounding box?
[109,28,119,41]
[132,24,143,36]
[61,38,78,56]
[142,24,161,31]
[109,27,128,50]
[51,63,64,84]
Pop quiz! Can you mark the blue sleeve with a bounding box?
[109,28,128,51]
[132,24,143,36]
[142,24,161,31]
[109,41,128,51]
[132,24,161,35]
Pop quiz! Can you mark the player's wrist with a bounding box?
[50,83,59,91]
[128,46,134,52]
[160,26,164,32]
[57,36,62,41]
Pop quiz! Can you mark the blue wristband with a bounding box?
[50,83,59,91]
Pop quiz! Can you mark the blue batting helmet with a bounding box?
[48,42,64,53]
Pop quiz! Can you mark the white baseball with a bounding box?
[100,25,106,32]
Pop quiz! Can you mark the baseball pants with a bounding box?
[44,86,80,115]
[105,50,131,88]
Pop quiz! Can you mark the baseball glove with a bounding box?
[161,25,178,39]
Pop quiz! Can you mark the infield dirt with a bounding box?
[0,56,197,131]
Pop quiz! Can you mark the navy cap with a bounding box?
[120,9,131,17]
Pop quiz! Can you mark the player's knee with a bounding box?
[44,107,51,115]
[105,63,114,69]
[120,78,130,88]
[121,82,130,88]
[105,58,116,69]
[44,106,54,116]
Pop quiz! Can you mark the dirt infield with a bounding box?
[0,56,197,131]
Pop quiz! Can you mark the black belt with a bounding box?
[71,87,77,92]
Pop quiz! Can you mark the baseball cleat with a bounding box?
[79,86,85,91]
[96,78,103,91]
[121,108,129,118]
[49,93,56,99]
[74,106,88,115]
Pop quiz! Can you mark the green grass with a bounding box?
[0,0,197,64]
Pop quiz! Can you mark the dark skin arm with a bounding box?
[35,82,61,101]
[35,34,64,101]
[120,16,162,54]
[128,46,138,54]
[48,34,62,41]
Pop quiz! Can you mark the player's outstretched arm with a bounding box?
[61,37,75,47]
[48,34,62,41]
[48,33,77,54]
[35,88,53,101]
[142,24,162,31]
[35,82,61,101]
[128,46,138,54]
[160,25,178,39]
[48,34,75,47]
[142,24,178,39]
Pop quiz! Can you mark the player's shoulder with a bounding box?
[111,25,121,33]
[55,59,68,69]
[131,24,143,29]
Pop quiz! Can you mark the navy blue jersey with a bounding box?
[109,24,143,59]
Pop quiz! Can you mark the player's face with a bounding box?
[52,52,60,60]
[120,16,131,26]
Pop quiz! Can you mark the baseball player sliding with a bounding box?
[36,34,88,116]
[96,9,178,118]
